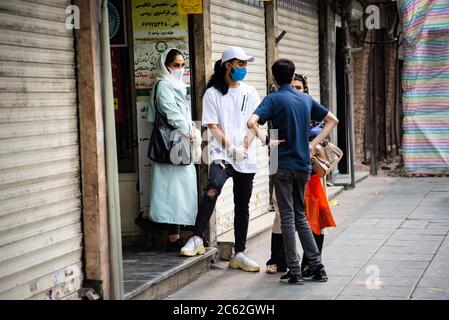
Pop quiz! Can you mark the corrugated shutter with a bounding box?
[0,0,83,300]
[278,0,321,101]
[210,0,270,237]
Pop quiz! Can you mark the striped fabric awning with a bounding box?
[399,0,449,174]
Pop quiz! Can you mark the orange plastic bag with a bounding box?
[305,175,336,235]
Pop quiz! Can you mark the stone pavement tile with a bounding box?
[419,193,449,207]
[350,219,382,227]
[362,213,410,219]
[338,284,414,298]
[415,277,449,290]
[324,253,373,261]
[351,275,418,287]
[377,245,438,255]
[372,253,434,262]
[324,245,378,256]
[303,284,345,296]
[376,196,425,206]
[344,226,398,234]
[384,237,443,245]
[324,261,368,271]
[428,221,449,228]
[408,207,449,219]
[400,219,430,228]
[336,232,393,240]
[422,257,449,271]
[366,259,428,269]
[305,295,337,300]
[314,275,353,286]
[329,239,386,247]
[364,205,418,214]
[335,294,396,300]
[438,240,449,254]
[325,267,361,277]
[375,218,407,225]
[384,238,443,247]
[246,285,310,300]
[359,264,426,279]
[410,287,449,300]
[393,228,448,236]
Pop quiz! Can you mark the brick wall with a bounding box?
[352,45,370,167]
[384,44,398,157]
[352,41,398,168]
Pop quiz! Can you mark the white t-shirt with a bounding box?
[202,82,261,173]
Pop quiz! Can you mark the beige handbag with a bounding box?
[311,140,343,177]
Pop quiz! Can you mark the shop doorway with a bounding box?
[335,26,349,175]
[107,0,212,300]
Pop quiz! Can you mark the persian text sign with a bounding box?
[132,0,188,40]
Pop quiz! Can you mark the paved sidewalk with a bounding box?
[168,176,449,300]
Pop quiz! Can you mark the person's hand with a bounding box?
[268,139,285,149]
[228,144,248,162]
[192,128,202,146]
[193,145,202,163]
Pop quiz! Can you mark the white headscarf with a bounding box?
[147,48,187,123]
[155,47,187,95]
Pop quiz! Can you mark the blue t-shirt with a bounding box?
[254,84,329,172]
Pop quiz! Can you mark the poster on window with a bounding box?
[132,0,190,91]
[133,40,190,90]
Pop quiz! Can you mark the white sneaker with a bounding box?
[179,236,205,257]
[228,252,260,272]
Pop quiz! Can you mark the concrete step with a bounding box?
[217,211,275,261]
[333,171,370,187]
[327,185,344,200]
[123,247,217,300]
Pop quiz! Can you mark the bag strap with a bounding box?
[153,80,162,116]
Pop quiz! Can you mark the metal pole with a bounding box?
[100,0,124,300]
[369,42,378,175]
[342,0,356,188]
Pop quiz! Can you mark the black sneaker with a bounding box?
[280,271,304,285]
[166,238,187,252]
[301,265,314,278]
[304,264,328,282]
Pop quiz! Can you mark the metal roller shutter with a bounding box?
[0,0,83,300]
[278,0,321,101]
[210,0,270,237]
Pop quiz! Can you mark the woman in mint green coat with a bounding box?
[146,48,201,251]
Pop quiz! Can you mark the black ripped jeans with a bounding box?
[193,161,255,253]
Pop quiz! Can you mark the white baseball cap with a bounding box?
[221,47,255,65]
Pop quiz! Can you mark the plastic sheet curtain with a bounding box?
[399,0,449,174]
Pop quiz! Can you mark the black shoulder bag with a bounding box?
[147,81,192,165]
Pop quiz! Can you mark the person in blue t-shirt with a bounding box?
[247,59,339,285]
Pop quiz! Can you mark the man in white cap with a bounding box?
[180,47,263,272]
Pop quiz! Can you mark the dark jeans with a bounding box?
[274,169,322,276]
[266,233,287,272]
[194,161,255,253]
[302,233,324,269]
[267,233,324,271]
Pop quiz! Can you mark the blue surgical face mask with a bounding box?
[230,66,247,81]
